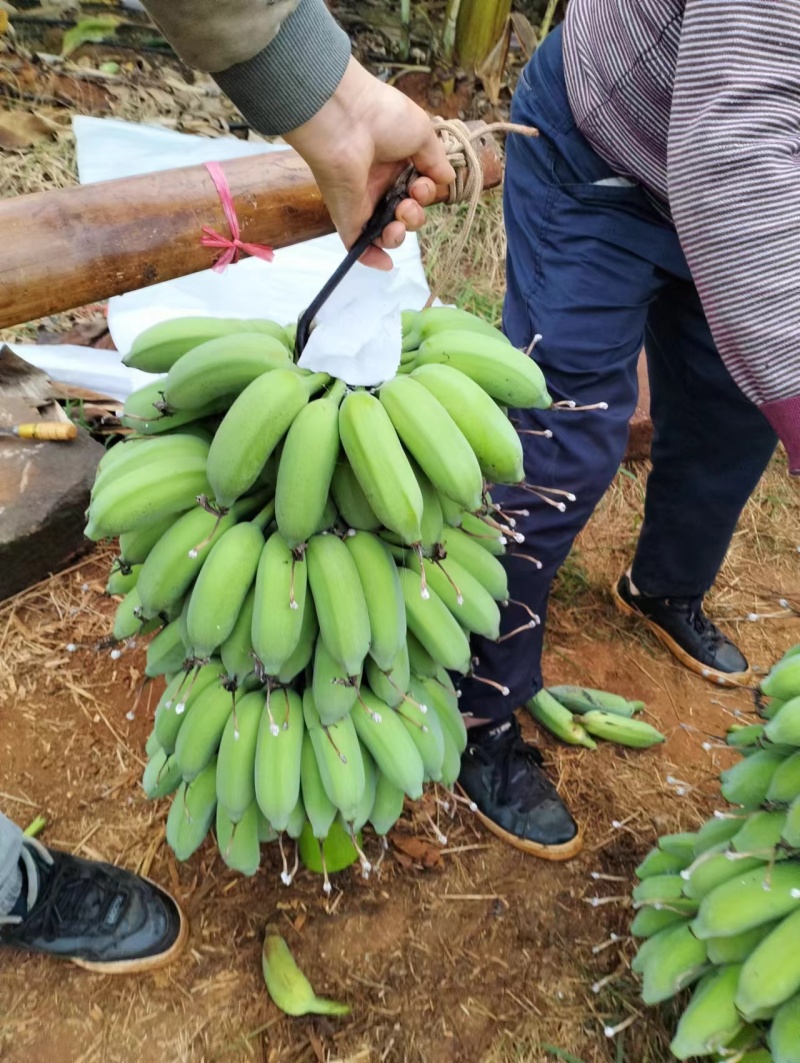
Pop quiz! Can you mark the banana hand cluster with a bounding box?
[630,645,800,1062]
[526,687,663,749]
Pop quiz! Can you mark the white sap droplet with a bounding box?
[499,536,507,545]
[603,1027,615,1039]
[590,871,600,879]
[290,601,299,611]
[323,881,332,894]
[175,702,186,715]
[456,690,462,698]
[164,700,173,709]
[110,649,121,660]
[566,493,576,502]
[501,686,510,696]
[66,643,77,653]
[456,595,464,606]
[421,725,429,734]
[347,528,356,537]
[234,728,240,740]
[599,402,609,411]
[270,723,280,736]
[591,983,601,994]
[680,870,690,880]
[791,889,800,898]
[419,703,428,714]
[281,872,291,886]
[421,588,430,600]
[556,503,566,512]
[188,549,198,559]
[126,711,135,721]
[374,713,383,724]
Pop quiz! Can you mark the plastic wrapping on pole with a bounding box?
[0,124,504,331]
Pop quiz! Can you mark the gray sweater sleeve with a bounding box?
[142,0,351,135]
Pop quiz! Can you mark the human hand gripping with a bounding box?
[284,58,456,270]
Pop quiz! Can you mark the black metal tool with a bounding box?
[294,163,417,356]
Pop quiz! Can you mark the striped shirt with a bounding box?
[563,0,800,471]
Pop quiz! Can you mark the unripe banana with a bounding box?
[123,316,289,372]
[579,710,665,748]
[439,492,464,529]
[694,815,745,856]
[631,917,693,974]
[216,800,261,876]
[350,690,425,799]
[638,921,709,1005]
[546,685,645,718]
[407,459,445,555]
[410,329,552,409]
[330,461,381,531]
[411,363,524,483]
[459,510,507,555]
[346,745,377,832]
[408,553,501,641]
[682,847,765,901]
[164,333,292,409]
[692,863,800,939]
[261,930,348,1017]
[632,873,692,909]
[300,730,337,839]
[174,680,236,780]
[275,380,346,548]
[631,906,694,939]
[105,563,142,597]
[93,432,210,497]
[736,907,800,1019]
[379,375,483,511]
[216,689,265,822]
[254,688,304,831]
[439,724,462,788]
[398,566,471,675]
[112,587,150,641]
[185,516,267,659]
[762,658,800,701]
[412,673,467,753]
[727,722,767,750]
[669,965,744,1060]
[635,847,690,879]
[220,584,256,688]
[365,643,410,709]
[207,370,324,509]
[659,832,699,861]
[251,531,308,676]
[276,596,318,684]
[732,809,789,855]
[406,631,438,677]
[767,751,800,804]
[85,457,211,540]
[441,527,508,601]
[338,389,423,544]
[165,758,217,860]
[343,530,406,671]
[369,770,405,836]
[154,661,223,753]
[783,794,800,847]
[135,503,241,619]
[311,636,360,725]
[721,748,786,808]
[769,992,800,1063]
[119,516,176,566]
[145,729,162,759]
[765,696,800,746]
[705,921,779,965]
[142,748,182,800]
[401,306,509,353]
[306,532,371,676]
[284,794,307,840]
[526,690,597,749]
[302,688,365,822]
[121,379,226,434]
[395,692,445,781]
[145,618,187,678]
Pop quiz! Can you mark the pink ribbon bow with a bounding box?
[200,160,275,273]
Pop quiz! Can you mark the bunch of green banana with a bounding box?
[526,686,663,749]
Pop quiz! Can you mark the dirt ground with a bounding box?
[1,456,798,1063]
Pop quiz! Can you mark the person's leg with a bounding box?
[614,279,778,682]
[0,813,24,917]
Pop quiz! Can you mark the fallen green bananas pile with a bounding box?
[89,306,554,887]
[526,686,665,749]
[630,645,800,1062]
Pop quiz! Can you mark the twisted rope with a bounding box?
[424,117,538,307]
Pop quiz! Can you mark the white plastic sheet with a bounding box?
[9,117,432,395]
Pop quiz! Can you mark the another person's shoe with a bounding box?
[457,714,582,860]
[612,572,751,687]
[0,837,188,973]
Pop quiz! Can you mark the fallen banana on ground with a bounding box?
[261,929,349,1017]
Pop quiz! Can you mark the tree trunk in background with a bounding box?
[455,0,512,70]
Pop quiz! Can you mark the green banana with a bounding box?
[346,745,377,832]
[409,459,444,555]
[275,380,346,548]
[526,690,597,749]
[769,992,800,1063]
[440,526,508,601]
[398,566,472,675]
[631,906,695,938]
[302,689,365,822]
[306,532,371,676]
[163,333,292,409]
[406,631,438,677]
[299,730,337,840]
[343,530,406,671]
[254,688,304,831]
[154,661,222,752]
[401,306,509,353]
[93,432,210,497]
[123,316,289,372]
[411,363,524,483]
[705,921,778,965]
[721,748,787,808]
[165,758,218,860]
[142,748,182,800]
[120,379,225,434]
[767,751,800,804]
[338,389,423,544]
[369,770,405,836]
[216,801,261,877]
[409,328,551,408]
[330,461,381,531]
[105,563,141,597]
[659,832,699,860]
[670,965,744,1060]
[762,658,800,701]
[174,680,236,780]
[275,595,318,684]
[207,369,324,509]
[220,584,257,687]
[145,619,187,678]
[579,710,665,748]
[694,815,746,856]
[261,930,348,1017]
[765,696,800,746]
[118,516,175,566]
[439,725,462,788]
[251,531,308,676]
[736,908,800,1019]
[409,553,501,641]
[365,643,410,709]
[215,689,265,822]
[692,863,800,939]
[732,809,789,855]
[638,921,709,1005]
[635,847,690,879]
[396,691,445,781]
[783,794,800,847]
[459,510,507,555]
[682,848,766,902]
[312,637,360,725]
[546,685,645,718]
[379,375,483,511]
[412,673,467,753]
[350,690,425,799]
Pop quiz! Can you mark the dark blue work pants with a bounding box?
[457,26,777,721]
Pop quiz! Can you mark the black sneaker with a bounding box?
[0,837,188,973]
[612,573,751,687]
[457,715,582,861]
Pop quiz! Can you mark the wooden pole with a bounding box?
[0,125,504,331]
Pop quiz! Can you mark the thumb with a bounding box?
[409,121,456,188]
